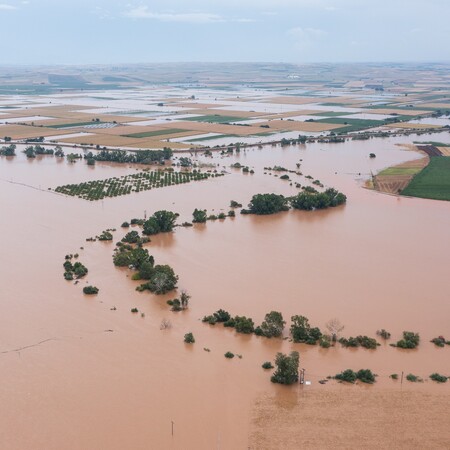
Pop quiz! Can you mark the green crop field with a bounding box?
[379,167,422,176]
[123,128,186,138]
[184,115,247,123]
[316,117,383,132]
[401,156,450,201]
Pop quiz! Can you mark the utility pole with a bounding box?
[401,371,404,386]
[171,421,174,437]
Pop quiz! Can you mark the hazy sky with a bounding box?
[1,0,449,65]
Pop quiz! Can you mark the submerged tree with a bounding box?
[259,311,285,338]
[326,318,345,342]
[192,208,207,223]
[143,210,178,235]
[244,193,289,215]
[271,351,300,385]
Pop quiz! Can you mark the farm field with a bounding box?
[1,62,450,151]
[401,156,450,200]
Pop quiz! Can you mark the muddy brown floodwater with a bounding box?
[0,134,449,449]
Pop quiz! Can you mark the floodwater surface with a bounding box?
[0,134,449,449]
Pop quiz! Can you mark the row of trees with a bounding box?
[93,148,173,165]
[242,189,347,215]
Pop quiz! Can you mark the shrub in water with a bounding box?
[83,286,99,295]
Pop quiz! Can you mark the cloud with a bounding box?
[0,4,16,10]
[287,27,328,50]
[288,27,327,40]
[124,6,224,23]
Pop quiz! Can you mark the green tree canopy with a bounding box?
[271,351,299,385]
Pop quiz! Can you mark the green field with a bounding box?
[123,128,186,138]
[184,115,247,123]
[379,167,422,176]
[313,111,354,117]
[316,117,383,132]
[401,157,450,201]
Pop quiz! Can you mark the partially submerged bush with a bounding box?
[335,369,376,384]
[184,332,195,344]
[431,336,449,347]
[339,335,379,349]
[393,331,420,349]
[335,369,357,383]
[136,265,178,294]
[122,230,141,244]
[224,351,235,359]
[406,373,422,382]
[290,315,322,345]
[83,286,99,295]
[262,361,274,370]
[319,335,332,348]
[430,373,448,383]
[376,329,391,340]
[214,309,231,323]
[230,200,242,208]
[234,316,255,334]
[192,208,207,223]
[290,188,346,211]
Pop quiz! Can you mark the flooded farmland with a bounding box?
[1,133,450,449]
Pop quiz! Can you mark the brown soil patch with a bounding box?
[250,388,450,450]
[58,133,190,149]
[437,146,450,156]
[262,110,326,120]
[420,102,450,109]
[59,134,143,147]
[0,124,79,139]
[373,150,429,194]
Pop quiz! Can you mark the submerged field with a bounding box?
[1,65,450,449]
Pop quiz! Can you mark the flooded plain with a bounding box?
[1,133,450,449]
